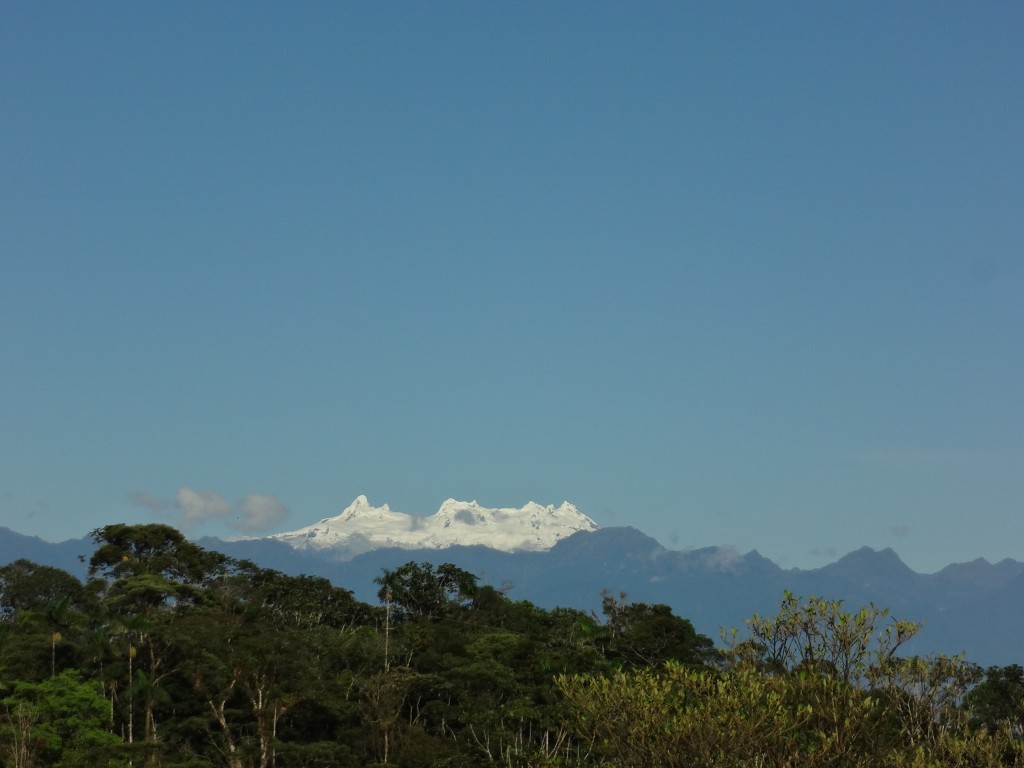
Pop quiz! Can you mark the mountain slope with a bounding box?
[0,527,92,580]
[2,522,1021,666]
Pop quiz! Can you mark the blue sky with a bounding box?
[2,3,1022,572]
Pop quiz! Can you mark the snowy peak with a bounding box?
[434,498,586,528]
[338,494,396,521]
[270,496,599,559]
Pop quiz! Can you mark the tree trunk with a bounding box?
[209,696,243,768]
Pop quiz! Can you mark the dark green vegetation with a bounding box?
[0,524,1021,767]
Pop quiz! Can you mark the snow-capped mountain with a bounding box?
[269,495,599,559]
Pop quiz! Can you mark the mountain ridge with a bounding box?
[2,520,1021,665]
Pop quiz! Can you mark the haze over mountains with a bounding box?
[2,496,1021,666]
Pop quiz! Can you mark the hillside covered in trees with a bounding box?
[1,524,1022,767]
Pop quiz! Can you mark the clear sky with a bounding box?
[2,3,1022,573]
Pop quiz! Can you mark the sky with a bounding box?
[2,3,1022,574]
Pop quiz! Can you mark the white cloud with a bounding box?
[175,487,233,530]
[683,545,744,572]
[129,487,292,533]
[233,494,290,533]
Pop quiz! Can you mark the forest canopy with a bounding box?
[0,524,1021,767]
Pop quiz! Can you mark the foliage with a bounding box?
[1,669,121,767]
[0,561,89,622]
[726,591,919,682]
[1,529,1022,767]
[375,562,478,622]
[965,664,1024,737]
[600,590,715,668]
[559,592,1024,768]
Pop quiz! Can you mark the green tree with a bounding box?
[0,669,121,767]
[88,524,230,761]
[559,593,1024,768]
[601,591,714,668]
[375,562,477,622]
[559,661,816,768]
[88,523,228,608]
[0,560,88,622]
[965,663,1024,737]
[0,561,90,681]
[727,591,919,682]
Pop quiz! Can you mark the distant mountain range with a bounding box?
[2,498,1021,666]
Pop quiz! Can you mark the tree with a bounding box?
[88,524,230,761]
[559,593,1024,768]
[0,669,121,767]
[559,661,815,768]
[374,562,477,622]
[965,663,1024,737]
[225,562,369,631]
[0,561,90,681]
[0,560,88,622]
[600,591,714,668]
[88,523,228,608]
[727,591,919,683]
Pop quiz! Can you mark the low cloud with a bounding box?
[236,494,290,533]
[176,487,233,529]
[682,545,744,572]
[889,524,910,537]
[706,546,744,570]
[130,487,291,534]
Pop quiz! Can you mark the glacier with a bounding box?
[269,495,599,558]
